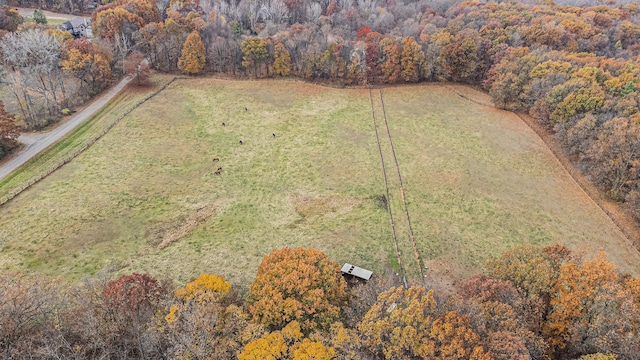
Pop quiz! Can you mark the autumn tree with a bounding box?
[380,37,401,83]
[178,31,205,74]
[238,321,336,360]
[61,38,112,94]
[486,244,572,299]
[585,117,640,199]
[0,6,22,32]
[242,37,269,77]
[487,47,539,111]
[92,0,160,41]
[365,40,380,84]
[247,247,348,333]
[165,274,262,359]
[101,273,169,359]
[453,274,548,359]
[0,101,21,159]
[174,273,231,302]
[358,286,490,359]
[545,253,640,358]
[93,6,145,41]
[401,37,424,82]
[439,34,479,82]
[272,42,291,77]
[125,50,150,86]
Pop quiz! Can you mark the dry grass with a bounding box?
[0,79,638,288]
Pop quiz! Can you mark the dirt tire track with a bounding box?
[369,88,407,287]
[377,89,428,287]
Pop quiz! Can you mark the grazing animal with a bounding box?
[272,133,276,138]
[239,140,243,145]
[222,122,225,126]
[217,167,222,171]
[212,157,219,162]
[214,170,221,175]
[244,107,248,111]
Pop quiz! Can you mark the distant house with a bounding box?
[59,17,92,38]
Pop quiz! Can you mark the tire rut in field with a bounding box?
[369,88,425,288]
[368,89,407,287]
[377,89,427,287]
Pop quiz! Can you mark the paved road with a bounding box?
[0,76,132,181]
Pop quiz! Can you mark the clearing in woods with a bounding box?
[0,78,639,287]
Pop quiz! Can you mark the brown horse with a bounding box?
[214,170,221,175]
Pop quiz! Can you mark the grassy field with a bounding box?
[0,78,638,287]
[0,75,175,201]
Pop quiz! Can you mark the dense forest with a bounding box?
[2,245,640,359]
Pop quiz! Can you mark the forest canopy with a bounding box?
[1,245,639,359]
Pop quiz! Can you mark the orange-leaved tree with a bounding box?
[401,37,424,82]
[246,247,348,333]
[272,42,291,77]
[544,252,640,357]
[178,31,205,74]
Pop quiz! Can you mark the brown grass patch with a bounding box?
[292,194,363,221]
[146,204,217,249]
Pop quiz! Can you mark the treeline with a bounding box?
[2,245,640,359]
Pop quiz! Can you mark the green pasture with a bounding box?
[0,78,638,286]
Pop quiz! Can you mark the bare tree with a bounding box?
[0,29,65,129]
[114,32,134,75]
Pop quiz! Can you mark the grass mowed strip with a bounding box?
[0,74,176,201]
[0,79,638,286]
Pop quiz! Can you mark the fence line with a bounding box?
[0,77,179,207]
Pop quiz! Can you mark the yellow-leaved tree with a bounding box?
[241,37,268,77]
[178,31,206,74]
[238,321,335,360]
[358,286,491,359]
[246,247,348,333]
[272,42,291,77]
[401,37,425,82]
[164,274,263,359]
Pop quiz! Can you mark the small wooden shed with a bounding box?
[341,263,373,281]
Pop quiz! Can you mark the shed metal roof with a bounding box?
[341,263,373,280]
